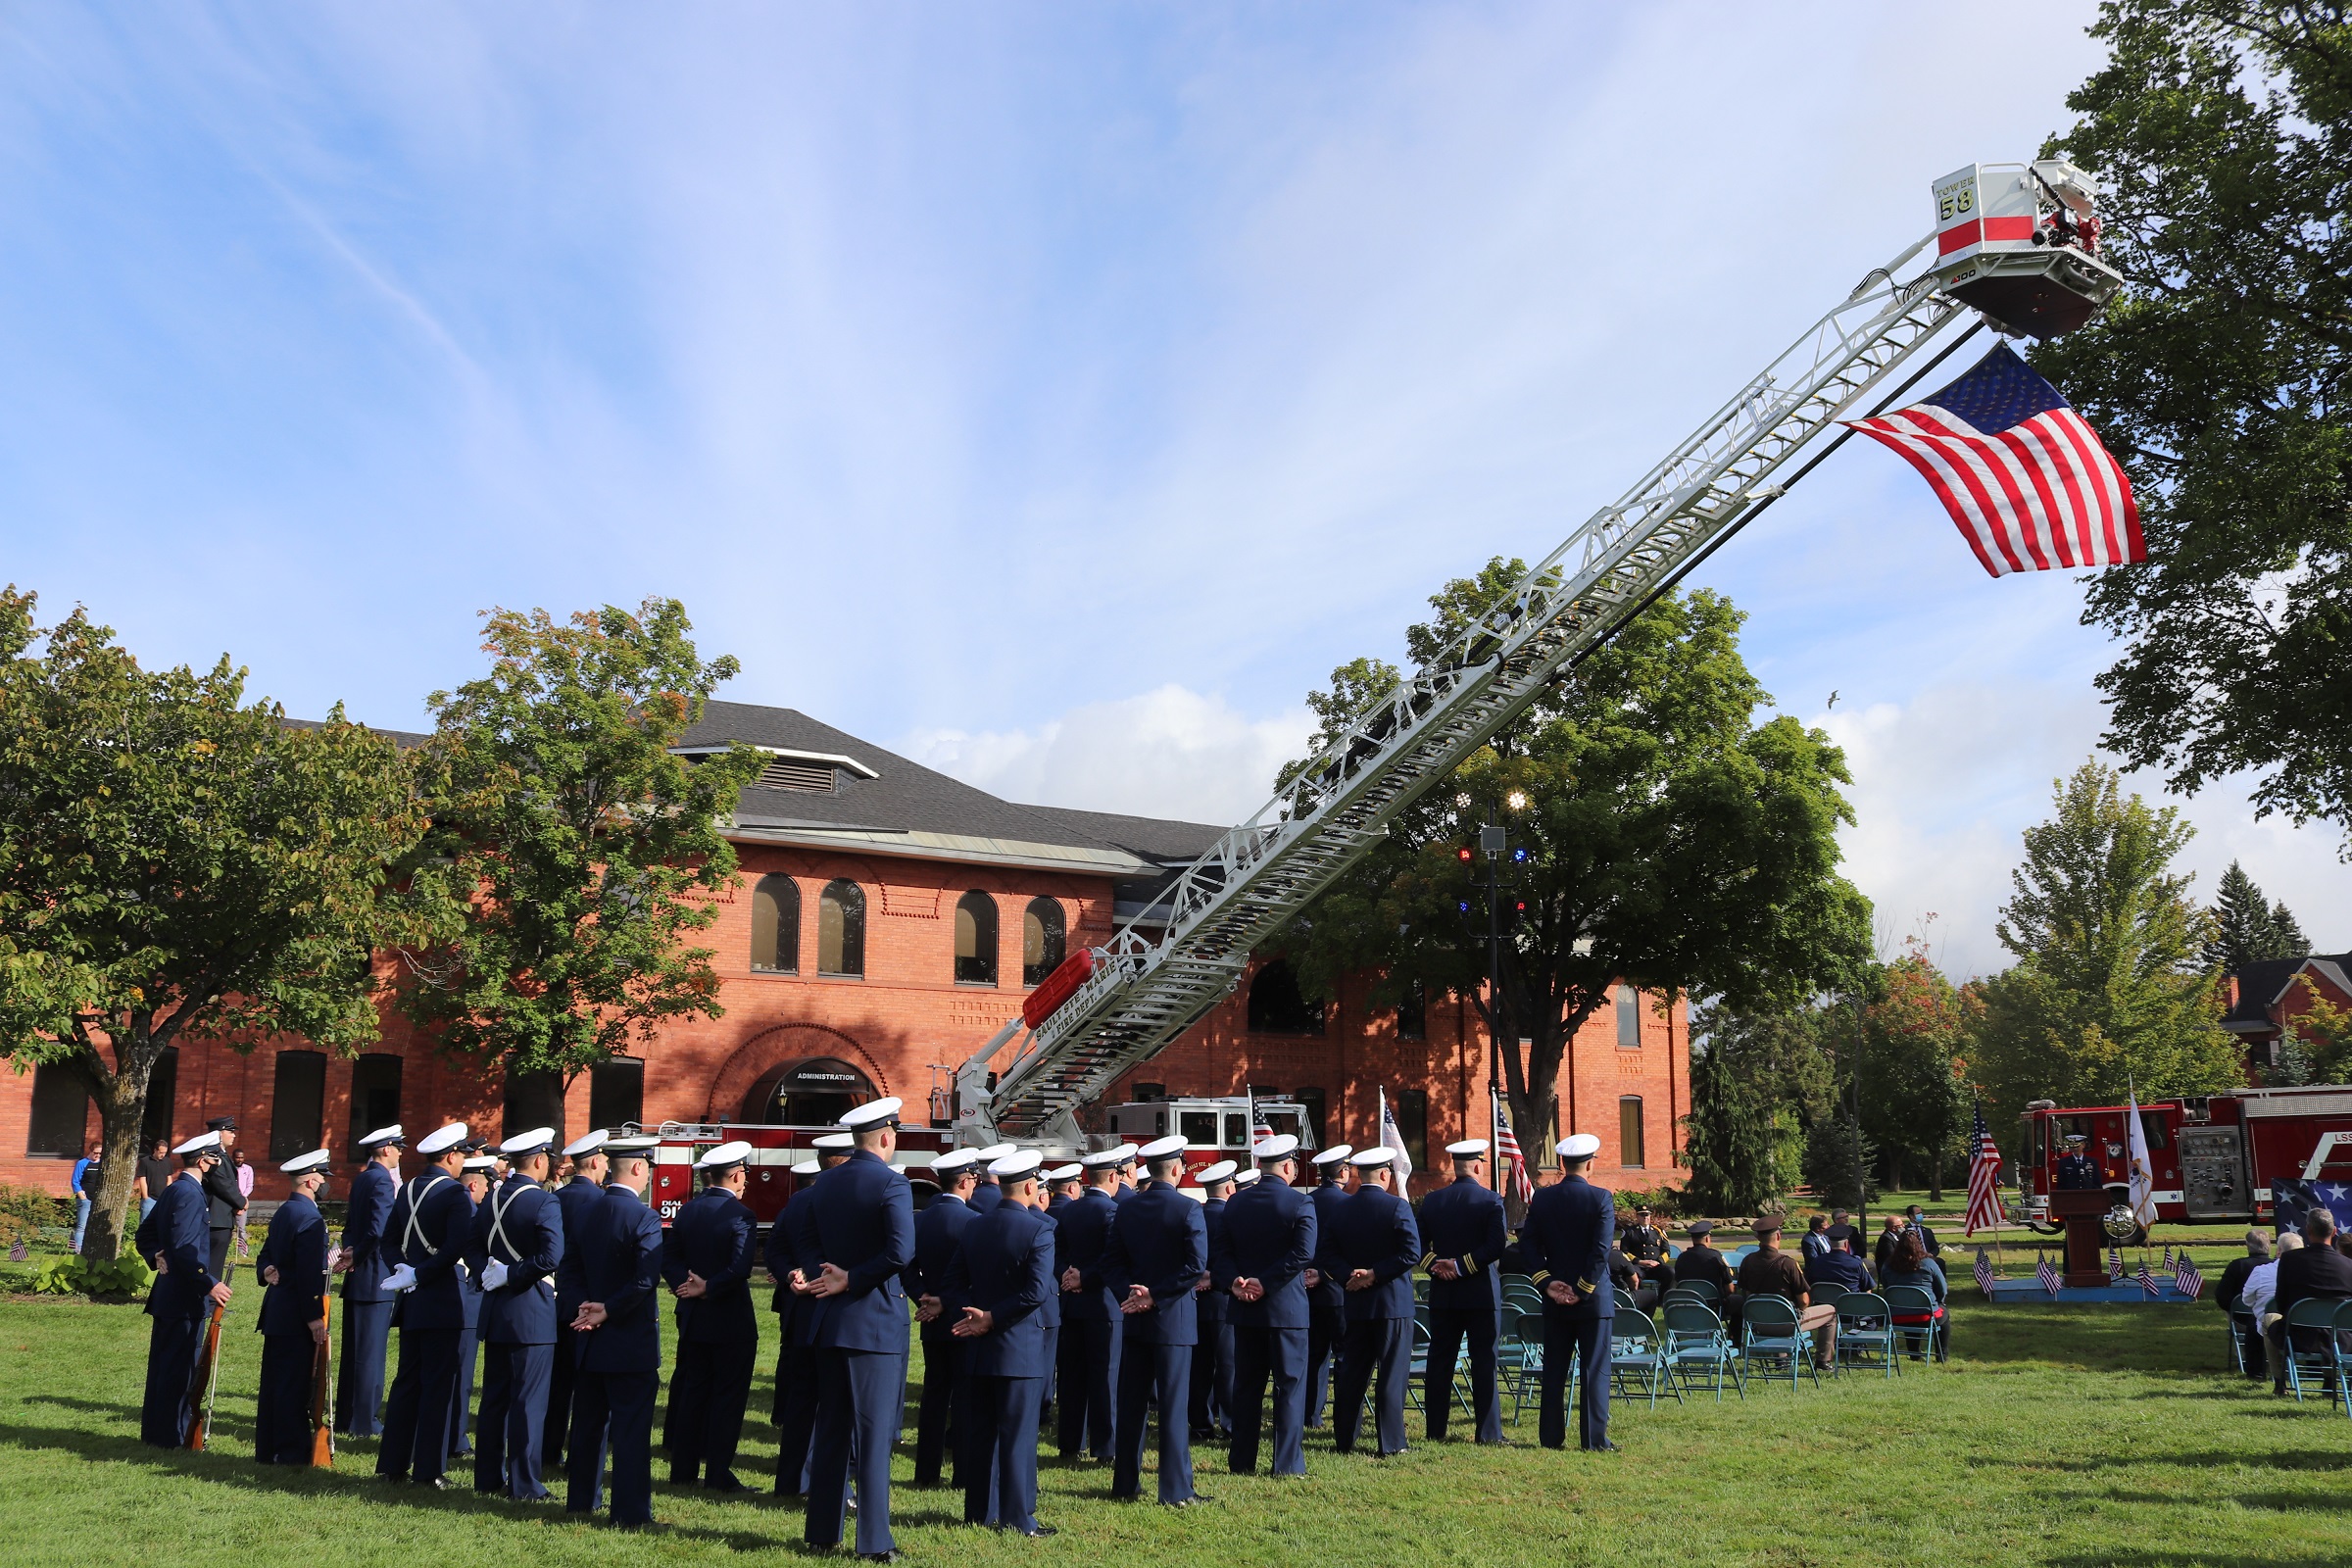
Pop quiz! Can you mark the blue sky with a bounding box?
[4,1,2342,978]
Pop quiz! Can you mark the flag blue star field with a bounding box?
[2273,1180,2352,1234]
[1846,344,2143,577]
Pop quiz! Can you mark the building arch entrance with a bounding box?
[708,1024,889,1128]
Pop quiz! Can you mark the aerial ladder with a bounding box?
[956,160,2124,1148]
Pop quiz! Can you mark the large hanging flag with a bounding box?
[2125,1085,2160,1231]
[1963,1097,2008,1235]
[1493,1087,1534,1208]
[1846,343,2143,577]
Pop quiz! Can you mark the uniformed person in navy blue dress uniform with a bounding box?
[944,1150,1057,1538]
[1036,1161,1078,1425]
[468,1127,565,1500]
[1303,1144,1355,1426]
[770,1133,853,1498]
[376,1121,478,1489]
[2054,1132,2101,1191]
[1054,1143,1133,1462]
[967,1143,1015,1215]
[909,1148,982,1489]
[449,1150,497,1462]
[662,1138,761,1494]
[253,1148,333,1463]
[1190,1161,1238,1441]
[789,1096,915,1561]
[1328,1146,1420,1458]
[566,1133,665,1528]
[1047,1165,1083,1210]
[1214,1134,1318,1478]
[334,1124,404,1438]
[1102,1133,1209,1507]
[135,1133,233,1447]
[1512,1132,1617,1451]
[546,1129,610,1468]
[1419,1138,1511,1446]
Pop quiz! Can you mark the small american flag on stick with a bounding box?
[1971,1247,1996,1298]
[2109,1248,2127,1284]
[1962,1098,2007,1236]
[2035,1253,2061,1298]
[2135,1258,2162,1298]
[6,1237,24,1263]
[1493,1088,1533,1209]
[2173,1249,2204,1299]
[1846,343,2143,577]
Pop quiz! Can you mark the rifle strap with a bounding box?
[487,1179,526,1264]
[400,1172,456,1259]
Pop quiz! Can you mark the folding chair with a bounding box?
[1507,1310,1549,1424]
[1404,1315,1432,1413]
[2227,1305,2259,1376]
[2282,1298,2351,1414]
[1674,1278,1721,1304]
[1884,1284,1943,1365]
[1808,1281,1847,1309]
[1660,1300,1743,1401]
[1608,1308,1680,1409]
[1738,1296,1819,1392]
[1835,1293,1898,1378]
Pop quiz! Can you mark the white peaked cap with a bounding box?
[462,1154,499,1171]
[974,1143,1018,1161]
[1252,1134,1300,1161]
[696,1140,755,1171]
[1557,1133,1602,1159]
[1311,1145,1354,1167]
[1044,1163,1084,1181]
[990,1151,1043,1180]
[839,1097,903,1130]
[1233,1168,1262,1187]
[416,1122,469,1156]
[790,1159,821,1177]
[1446,1139,1492,1157]
[501,1127,557,1158]
[812,1132,855,1151]
[1082,1144,1137,1169]
[603,1135,661,1154]
[357,1124,405,1150]
[280,1148,331,1175]
[932,1149,983,1174]
[173,1132,222,1156]
[1138,1134,1188,1161]
[562,1130,609,1157]
[1195,1160,1238,1185]
[1350,1147,1398,1168]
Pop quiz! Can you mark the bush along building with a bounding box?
[2,701,1687,1201]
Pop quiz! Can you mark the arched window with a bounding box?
[818,880,865,977]
[956,891,999,986]
[1023,898,1066,987]
[1247,959,1326,1036]
[751,875,801,974]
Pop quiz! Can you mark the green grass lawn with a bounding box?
[2,1288,2347,1568]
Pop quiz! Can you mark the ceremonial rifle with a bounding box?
[184,1296,228,1451]
[309,1256,335,1467]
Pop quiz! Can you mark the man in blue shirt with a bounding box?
[1103,1133,1209,1506]
[664,1139,762,1494]
[135,1133,232,1447]
[1214,1134,1318,1478]
[1513,1133,1616,1452]
[254,1148,333,1463]
[468,1127,565,1501]
[334,1125,404,1439]
[70,1140,99,1253]
[945,1151,1056,1537]
[1419,1138,1510,1445]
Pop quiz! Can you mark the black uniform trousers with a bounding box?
[1426,1305,1503,1442]
[1189,1314,1233,1436]
[566,1368,658,1526]
[959,1373,1042,1532]
[772,1338,820,1494]
[377,1326,463,1484]
[1110,1340,1196,1504]
[545,1292,580,1465]
[1305,1301,1345,1426]
[209,1228,234,1286]
[667,1337,757,1483]
[1539,1311,1612,1450]
[1056,1315,1120,1458]
[805,1348,901,1558]
[1333,1317,1410,1456]
[912,1323,963,1486]
[254,1333,317,1463]
[335,1300,392,1437]
[475,1344,555,1498]
[1229,1325,1307,1477]
[140,1314,201,1448]
[449,1324,478,1458]
[1038,1324,1058,1428]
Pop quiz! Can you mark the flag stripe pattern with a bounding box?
[1846,344,2143,578]
[2109,1247,2126,1284]
[2135,1259,2161,1298]
[1494,1089,1533,1208]
[2174,1250,2204,1299]
[1963,1099,2007,1236]
[2036,1254,2061,1298]
[1972,1247,1995,1298]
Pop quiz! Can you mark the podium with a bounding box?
[2049,1189,2115,1288]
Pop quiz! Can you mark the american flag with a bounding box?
[2035,1253,2061,1298]
[2109,1248,2126,1284]
[6,1237,24,1263]
[2173,1249,2204,1299]
[1962,1098,2007,1236]
[1971,1246,1995,1298]
[2135,1258,2162,1298]
[1847,343,2143,577]
[1493,1088,1533,1208]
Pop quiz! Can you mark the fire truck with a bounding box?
[1104,1095,1322,1183]
[2016,1086,2352,1231]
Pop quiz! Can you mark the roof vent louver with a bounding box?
[758,760,837,794]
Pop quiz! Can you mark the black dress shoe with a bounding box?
[1166,1494,1214,1508]
[857,1553,897,1563]
[417,1476,454,1491]
[703,1474,753,1494]
[1011,1525,1058,1538]
[669,1469,699,1487]
[1478,1437,1517,1447]
[1582,1440,1621,1452]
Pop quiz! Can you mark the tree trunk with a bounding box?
[62,1023,162,1264]
[1928,1147,1945,1203]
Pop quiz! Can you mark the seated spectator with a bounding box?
[2271,1211,2352,1394]
[1873,1213,1908,1275]
[1800,1213,1831,1263]
[1736,1218,1836,1367]
[1903,1203,1941,1258]
[1672,1220,1734,1298]
[1880,1229,1949,1361]
[1806,1225,1876,1295]
[1609,1242,1658,1312]
[2216,1231,2272,1382]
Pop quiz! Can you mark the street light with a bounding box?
[1505,789,1529,812]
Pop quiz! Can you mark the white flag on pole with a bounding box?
[1377,1086,1414,1184]
[2125,1083,2158,1230]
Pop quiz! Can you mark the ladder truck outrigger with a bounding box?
[948,159,2123,1157]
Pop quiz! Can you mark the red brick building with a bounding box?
[3,702,1688,1201]
[2222,951,2352,1081]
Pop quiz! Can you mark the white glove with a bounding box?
[482,1259,511,1292]
[384,1263,418,1294]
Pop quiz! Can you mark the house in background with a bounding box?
[2221,951,2352,1081]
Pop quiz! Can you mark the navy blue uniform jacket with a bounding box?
[578,1184,664,1374]
[790,1150,913,1353]
[1308,1181,1352,1308]
[1418,1177,1507,1310]
[468,1174,565,1345]
[944,1202,1053,1378]
[339,1161,398,1303]
[664,1185,760,1347]
[1198,1199,1231,1324]
[553,1176,605,1304]
[1513,1175,1616,1321]
[1329,1186,1420,1321]
[1102,1185,1207,1347]
[257,1193,330,1335]
[908,1193,975,1304]
[385,1172,477,1332]
[138,1176,216,1320]
[1055,1189,1122,1321]
[967,1180,1005,1215]
[1213,1175,1318,1331]
[767,1184,825,1347]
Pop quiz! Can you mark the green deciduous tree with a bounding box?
[1275,564,1875,1153]
[2034,2,2352,845]
[2201,858,2309,971]
[395,600,765,1085]
[1968,761,2242,1122]
[0,589,422,1260]
[1858,943,1971,1200]
[1684,1000,1835,1215]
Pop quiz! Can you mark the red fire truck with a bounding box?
[1105,1095,1322,1182]
[2016,1085,2352,1230]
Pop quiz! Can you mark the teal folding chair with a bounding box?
[2281,1298,2350,1414]
[1738,1295,1819,1391]
[2227,1306,2259,1376]
[1660,1300,1744,1400]
[1507,1309,1551,1424]
[1884,1284,1943,1365]
[1836,1293,1898,1378]
[1609,1308,1679,1408]
[1613,1287,1640,1313]
[1808,1280,1848,1309]
[1404,1316,1432,1413]
[1674,1278,1721,1304]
